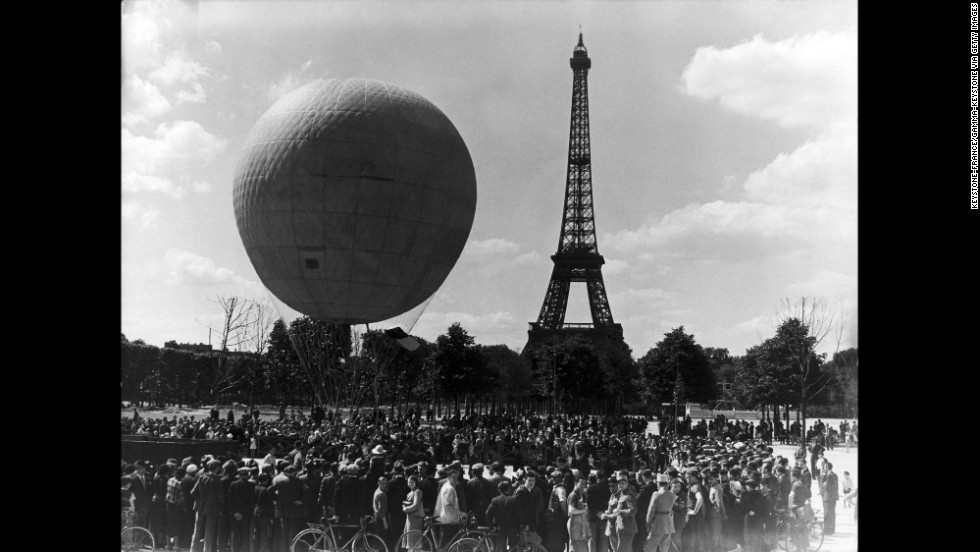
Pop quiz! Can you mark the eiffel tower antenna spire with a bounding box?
[525,33,624,351]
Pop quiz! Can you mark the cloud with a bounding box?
[603,259,632,276]
[611,287,677,307]
[122,121,226,199]
[607,30,856,266]
[680,31,857,133]
[163,248,265,297]
[123,173,186,200]
[466,238,520,256]
[785,271,856,301]
[122,74,172,126]
[205,40,222,55]
[413,310,517,341]
[122,0,213,122]
[266,61,317,103]
[122,201,160,227]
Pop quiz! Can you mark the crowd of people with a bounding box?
[121,410,857,552]
[665,416,858,451]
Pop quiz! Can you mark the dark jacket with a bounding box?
[335,475,366,520]
[487,494,526,534]
[272,474,308,518]
[635,482,656,536]
[254,484,275,519]
[228,478,257,517]
[467,476,499,524]
[191,472,225,516]
[586,482,611,524]
[821,472,839,501]
[738,489,772,533]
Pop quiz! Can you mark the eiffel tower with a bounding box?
[525,32,624,351]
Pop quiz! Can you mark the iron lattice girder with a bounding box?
[529,33,620,342]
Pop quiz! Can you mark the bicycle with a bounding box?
[291,515,389,552]
[468,528,547,552]
[120,506,155,552]
[394,512,489,552]
[775,506,823,552]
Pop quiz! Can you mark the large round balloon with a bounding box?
[233,78,477,323]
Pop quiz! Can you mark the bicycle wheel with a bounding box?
[447,537,489,552]
[292,528,334,552]
[809,521,824,552]
[394,530,434,552]
[120,526,155,552]
[775,521,790,551]
[354,532,389,552]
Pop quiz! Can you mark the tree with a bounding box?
[203,296,260,403]
[266,318,301,417]
[774,297,846,431]
[433,323,488,412]
[479,344,534,404]
[637,327,717,406]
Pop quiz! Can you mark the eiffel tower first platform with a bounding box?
[525,33,625,351]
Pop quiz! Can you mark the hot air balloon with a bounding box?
[233,78,477,324]
[233,78,476,413]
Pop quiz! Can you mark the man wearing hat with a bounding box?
[603,474,638,552]
[586,472,613,552]
[189,460,225,552]
[634,470,656,552]
[334,464,366,530]
[467,464,497,527]
[644,474,676,552]
[487,481,526,552]
[228,467,256,552]
[736,478,772,552]
[132,460,152,526]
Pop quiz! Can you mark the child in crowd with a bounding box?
[841,471,854,508]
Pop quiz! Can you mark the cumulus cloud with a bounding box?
[680,31,857,133]
[122,0,213,120]
[608,30,856,266]
[122,121,226,199]
[122,74,172,126]
[163,248,265,297]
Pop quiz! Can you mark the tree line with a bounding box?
[121,296,856,427]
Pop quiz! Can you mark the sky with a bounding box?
[121,0,858,358]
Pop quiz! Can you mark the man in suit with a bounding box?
[335,464,367,542]
[820,462,838,535]
[633,470,657,552]
[488,461,510,488]
[227,467,256,552]
[644,474,676,552]
[386,463,410,551]
[272,465,309,550]
[736,479,772,552]
[131,460,153,526]
[190,460,225,552]
[587,474,613,552]
[467,464,498,526]
[487,481,526,552]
